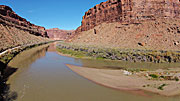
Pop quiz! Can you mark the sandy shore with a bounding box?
[66,64,180,96]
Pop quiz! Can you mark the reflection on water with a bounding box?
[1,44,50,101]
[7,43,180,101]
[8,45,49,68]
[47,42,56,52]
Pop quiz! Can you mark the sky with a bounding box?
[0,0,106,30]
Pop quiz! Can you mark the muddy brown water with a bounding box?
[7,43,180,101]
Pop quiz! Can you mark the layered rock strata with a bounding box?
[76,0,180,32]
[0,5,49,51]
[0,5,48,37]
[68,0,180,51]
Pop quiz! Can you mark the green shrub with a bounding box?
[160,75,165,79]
[175,76,179,81]
[158,84,167,90]
[149,74,159,79]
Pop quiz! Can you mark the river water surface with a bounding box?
[7,43,180,101]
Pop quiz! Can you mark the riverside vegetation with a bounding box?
[57,42,180,63]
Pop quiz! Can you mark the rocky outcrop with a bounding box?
[76,0,180,32]
[0,5,50,52]
[67,0,180,51]
[46,28,74,40]
[0,5,49,37]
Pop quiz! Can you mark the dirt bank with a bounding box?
[66,64,180,96]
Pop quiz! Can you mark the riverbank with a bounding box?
[66,64,180,97]
[0,41,57,64]
[57,42,180,63]
[0,40,57,100]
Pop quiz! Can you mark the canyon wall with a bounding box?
[69,0,180,51]
[76,0,180,32]
[46,28,74,40]
[0,5,48,37]
[0,5,49,51]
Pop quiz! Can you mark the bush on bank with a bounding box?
[57,42,180,63]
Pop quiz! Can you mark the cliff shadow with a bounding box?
[0,61,18,101]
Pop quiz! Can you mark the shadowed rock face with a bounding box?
[46,28,74,40]
[76,0,180,32]
[0,5,49,38]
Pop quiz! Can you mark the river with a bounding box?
[7,43,180,101]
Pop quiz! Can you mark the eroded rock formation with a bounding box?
[46,28,74,40]
[0,5,48,37]
[76,0,180,32]
[68,0,180,51]
[0,5,49,51]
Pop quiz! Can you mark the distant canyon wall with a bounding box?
[76,0,180,32]
[46,28,74,40]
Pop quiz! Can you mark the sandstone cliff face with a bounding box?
[0,5,49,38]
[46,28,74,40]
[0,5,49,52]
[76,0,180,32]
[69,0,180,51]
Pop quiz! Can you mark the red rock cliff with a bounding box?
[0,5,49,38]
[46,28,74,40]
[76,0,180,32]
